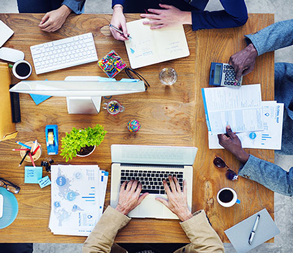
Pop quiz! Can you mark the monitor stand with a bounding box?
[66,96,101,114]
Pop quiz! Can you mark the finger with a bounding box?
[183,180,187,198]
[120,181,127,193]
[120,21,129,38]
[111,30,127,41]
[242,64,254,76]
[226,125,237,139]
[126,180,133,191]
[159,4,173,9]
[147,8,163,15]
[130,180,139,193]
[155,197,169,207]
[162,179,171,195]
[39,19,51,29]
[40,13,50,25]
[173,176,181,192]
[234,68,243,81]
[169,176,177,192]
[150,25,165,29]
[141,14,162,20]
[137,192,149,205]
[135,182,142,195]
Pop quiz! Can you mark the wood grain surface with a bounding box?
[0,13,274,243]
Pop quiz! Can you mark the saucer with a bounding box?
[0,187,18,229]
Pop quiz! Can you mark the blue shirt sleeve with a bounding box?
[191,0,248,30]
[245,19,293,56]
[238,155,293,196]
[112,0,125,8]
[62,0,85,14]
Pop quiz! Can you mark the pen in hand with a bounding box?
[248,214,260,245]
[109,24,132,39]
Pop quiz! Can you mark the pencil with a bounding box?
[31,140,38,153]
[28,152,36,167]
[19,150,29,167]
[109,24,132,39]
[12,148,30,151]
[16,141,31,149]
[32,145,40,156]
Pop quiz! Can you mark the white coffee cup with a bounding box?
[217,187,240,207]
[12,60,32,80]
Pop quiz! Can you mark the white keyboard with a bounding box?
[30,33,98,75]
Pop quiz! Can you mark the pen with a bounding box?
[109,24,132,39]
[28,152,36,167]
[12,148,30,151]
[19,150,29,167]
[32,144,40,156]
[31,140,38,153]
[248,214,260,245]
[16,141,31,149]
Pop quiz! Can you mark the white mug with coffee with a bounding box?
[12,60,32,80]
[217,187,240,207]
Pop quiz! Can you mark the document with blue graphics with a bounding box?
[209,101,284,149]
[202,84,263,135]
[49,165,108,236]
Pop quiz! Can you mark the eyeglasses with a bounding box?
[125,67,150,90]
[213,156,238,181]
[0,178,20,194]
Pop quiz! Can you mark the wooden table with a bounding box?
[0,13,274,243]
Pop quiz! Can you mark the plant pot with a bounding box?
[76,145,96,158]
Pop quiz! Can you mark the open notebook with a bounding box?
[125,19,190,69]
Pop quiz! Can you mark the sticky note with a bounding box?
[38,176,51,188]
[25,166,43,184]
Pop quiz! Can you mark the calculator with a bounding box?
[209,62,242,87]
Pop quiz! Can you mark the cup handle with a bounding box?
[236,199,241,204]
[102,103,108,109]
[120,105,125,112]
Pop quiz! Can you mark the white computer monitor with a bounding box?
[9,76,146,114]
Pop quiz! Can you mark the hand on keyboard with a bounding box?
[156,176,193,222]
[115,180,149,215]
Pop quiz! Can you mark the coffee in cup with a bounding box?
[12,60,32,80]
[217,187,240,207]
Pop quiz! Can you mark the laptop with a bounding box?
[110,144,197,219]
[0,21,14,48]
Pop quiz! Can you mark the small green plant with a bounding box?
[60,124,107,162]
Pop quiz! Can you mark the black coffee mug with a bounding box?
[12,60,32,79]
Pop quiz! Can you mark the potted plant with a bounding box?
[60,124,107,162]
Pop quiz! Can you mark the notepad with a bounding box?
[125,19,190,69]
[0,20,14,47]
[225,208,280,253]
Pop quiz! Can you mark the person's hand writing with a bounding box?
[39,5,71,32]
[115,180,148,215]
[156,176,192,221]
[140,4,191,29]
[218,126,249,164]
[110,5,129,41]
[228,43,258,81]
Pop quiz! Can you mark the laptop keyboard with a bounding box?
[120,170,183,194]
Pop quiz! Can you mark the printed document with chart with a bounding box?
[49,164,108,236]
[125,19,190,69]
[202,84,264,135]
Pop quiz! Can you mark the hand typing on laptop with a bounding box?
[115,180,149,215]
[83,177,224,253]
[156,176,193,222]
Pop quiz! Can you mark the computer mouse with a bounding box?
[0,47,24,63]
[0,194,3,218]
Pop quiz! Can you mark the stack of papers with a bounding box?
[49,165,108,236]
[209,101,284,149]
[202,84,284,150]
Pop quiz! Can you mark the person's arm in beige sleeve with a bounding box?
[156,176,224,253]
[82,180,148,253]
[178,210,224,252]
